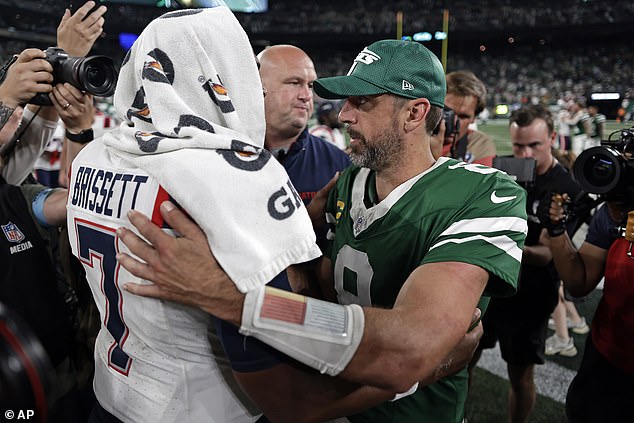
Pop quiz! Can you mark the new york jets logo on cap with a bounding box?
[347,48,381,75]
[355,47,381,64]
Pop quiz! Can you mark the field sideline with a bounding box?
[479,119,633,156]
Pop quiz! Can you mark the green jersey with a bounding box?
[571,111,591,137]
[590,113,606,139]
[325,157,527,423]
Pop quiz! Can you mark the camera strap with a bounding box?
[0,54,18,86]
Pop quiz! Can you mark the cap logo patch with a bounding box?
[402,80,414,91]
[347,47,381,75]
[354,48,381,65]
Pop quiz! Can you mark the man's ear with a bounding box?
[404,98,430,132]
[549,130,557,147]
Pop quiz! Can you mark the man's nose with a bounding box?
[338,101,354,124]
[517,148,532,158]
[298,84,312,101]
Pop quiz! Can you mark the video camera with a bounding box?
[573,127,634,206]
[0,47,117,106]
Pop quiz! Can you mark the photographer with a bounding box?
[0,48,59,184]
[469,104,588,423]
[544,145,634,423]
[0,1,106,184]
[441,70,496,166]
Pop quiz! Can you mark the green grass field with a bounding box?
[479,119,633,156]
[467,368,568,423]
[465,289,602,422]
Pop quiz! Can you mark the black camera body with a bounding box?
[28,47,117,106]
[433,107,460,136]
[492,156,537,189]
[573,127,634,205]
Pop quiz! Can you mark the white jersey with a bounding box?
[67,139,260,423]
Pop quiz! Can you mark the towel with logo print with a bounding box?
[102,7,321,292]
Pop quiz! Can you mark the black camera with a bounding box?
[433,107,460,136]
[492,156,536,189]
[28,47,117,106]
[573,127,634,204]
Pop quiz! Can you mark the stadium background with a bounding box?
[1,0,633,121]
[1,1,633,421]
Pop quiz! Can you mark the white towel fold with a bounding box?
[104,7,321,292]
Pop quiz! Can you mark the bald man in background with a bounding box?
[258,45,350,248]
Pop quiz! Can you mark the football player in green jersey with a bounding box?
[117,40,528,423]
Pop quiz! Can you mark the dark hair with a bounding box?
[426,105,442,135]
[509,104,554,134]
[392,96,442,135]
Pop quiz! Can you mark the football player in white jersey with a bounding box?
[66,7,326,423]
[117,40,528,422]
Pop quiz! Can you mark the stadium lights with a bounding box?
[404,31,447,42]
[591,93,621,100]
[413,32,433,42]
[495,104,509,115]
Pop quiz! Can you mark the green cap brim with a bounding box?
[314,75,388,100]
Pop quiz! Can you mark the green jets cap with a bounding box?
[314,40,446,108]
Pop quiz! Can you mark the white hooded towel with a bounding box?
[103,7,321,292]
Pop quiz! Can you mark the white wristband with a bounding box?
[240,285,365,376]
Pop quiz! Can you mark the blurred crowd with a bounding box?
[237,0,634,34]
[2,0,633,35]
[1,1,632,113]
[309,41,634,112]
[448,42,634,107]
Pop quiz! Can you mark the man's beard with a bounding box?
[347,122,404,171]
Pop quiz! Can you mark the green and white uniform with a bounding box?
[590,112,606,142]
[325,157,527,423]
[569,110,592,156]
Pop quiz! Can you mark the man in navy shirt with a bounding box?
[257,45,350,210]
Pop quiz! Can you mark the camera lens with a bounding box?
[585,156,616,186]
[573,146,624,194]
[62,55,116,98]
[78,56,116,97]
[86,64,107,87]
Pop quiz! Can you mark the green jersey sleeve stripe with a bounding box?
[430,234,524,262]
[438,216,528,237]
